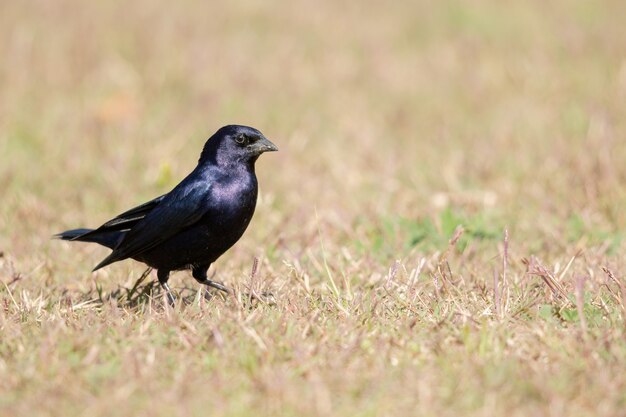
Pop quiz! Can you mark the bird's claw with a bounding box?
[160,282,177,307]
[165,291,176,307]
[204,280,231,294]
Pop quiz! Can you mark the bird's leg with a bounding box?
[192,266,231,295]
[191,265,273,305]
[157,269,176,306]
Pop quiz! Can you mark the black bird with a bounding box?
[55,125,278,304]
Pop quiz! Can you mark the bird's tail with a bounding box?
[54,228,122,250]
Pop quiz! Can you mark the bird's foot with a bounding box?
[165,291,176,307]
[160,282,177,307]
[202,280,231,294]
[198,280,274,305]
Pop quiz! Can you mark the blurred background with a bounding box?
[1,0,626,296]
[3,1,626,416]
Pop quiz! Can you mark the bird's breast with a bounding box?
[205,175,258,231]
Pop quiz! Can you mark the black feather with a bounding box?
[54,124,277,296]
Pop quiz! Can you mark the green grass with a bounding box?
[2,0,626,416]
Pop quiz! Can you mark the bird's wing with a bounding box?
[70,194,166,243]
[99,194,167,230]
[92,181,210,271]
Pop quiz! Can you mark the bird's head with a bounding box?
[199,125,278,167]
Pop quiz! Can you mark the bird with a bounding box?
[55,124,278,304]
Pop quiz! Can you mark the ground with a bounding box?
[1,1,626,416]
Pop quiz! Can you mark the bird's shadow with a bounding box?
[80,268,273,311]
[88,269,218,310]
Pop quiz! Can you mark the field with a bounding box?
[2,1,626,416]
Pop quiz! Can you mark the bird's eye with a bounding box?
[235,134,248,145]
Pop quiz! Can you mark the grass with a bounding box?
[2,0,626,415]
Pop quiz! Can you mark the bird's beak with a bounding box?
[252,137,278,154]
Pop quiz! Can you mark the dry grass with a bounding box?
[2,0,626,416]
